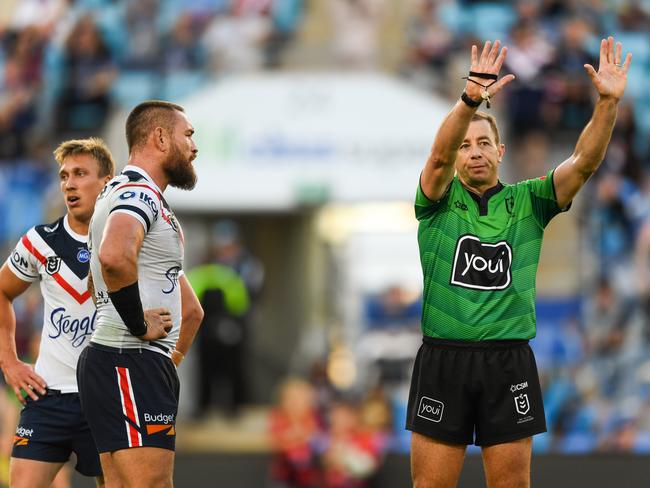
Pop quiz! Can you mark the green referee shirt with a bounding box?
[415,169,568,341]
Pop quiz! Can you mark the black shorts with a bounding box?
[77,343,180,453]
[11,392,102,477]
[406,337,547,446]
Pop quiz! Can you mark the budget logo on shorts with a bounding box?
[417,396,444,423]
[514,393,530,415]
[450,235,512,290]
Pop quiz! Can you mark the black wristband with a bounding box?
[461,91,482,108]
[108,282,147,337]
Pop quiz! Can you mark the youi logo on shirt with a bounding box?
[451,235,512,290]
[49,307,97,347]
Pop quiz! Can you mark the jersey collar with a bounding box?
[122,165,163,194]
[63,214,88,243]
[462,181,504,217]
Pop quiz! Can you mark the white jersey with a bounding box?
[88,165,184,356]
[6,215,94,393]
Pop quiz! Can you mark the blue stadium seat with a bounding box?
[160,71,207,102]
[111,70,159,108]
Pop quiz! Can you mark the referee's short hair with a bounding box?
[125,100,185,153]
[53,137,115,177]
[472,111,501,145]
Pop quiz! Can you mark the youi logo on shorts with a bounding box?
[450,235,512,290]
[144,413,176,436]
[417,396,444,423]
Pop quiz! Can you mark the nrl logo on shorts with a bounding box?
[514,393,530,415]
[46,256,61,275]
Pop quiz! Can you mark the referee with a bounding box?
[407,37,631,487]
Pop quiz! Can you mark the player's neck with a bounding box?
[66,214,89,236]
[126,155,168,192]
[459,177,499,197]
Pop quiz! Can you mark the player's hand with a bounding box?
[140,307,173,341]
[465,40,515,102]
[584,36,632,101]
[1,359,47,405]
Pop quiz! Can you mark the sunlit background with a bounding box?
[0,0,649,486]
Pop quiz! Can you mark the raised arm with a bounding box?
[99,213,171,341]
[553,36,632,209]
[421,40,515,201]
[0,264,47,403]
[171,274,204,367]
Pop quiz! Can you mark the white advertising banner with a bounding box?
[167,72,450,211]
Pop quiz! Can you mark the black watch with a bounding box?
[461,91,482,108]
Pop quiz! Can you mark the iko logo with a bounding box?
[454,200,468,211]
[139,192,159,219]
[144,413,175,424]
[514,394,530,415]
[450,235,512,290]
[49,308,97,347]
[417,396,444,423]
[162,266,181,294]
[15,426,33,437]
[510,381,528,392]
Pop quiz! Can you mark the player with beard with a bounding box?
[76,100,204,487]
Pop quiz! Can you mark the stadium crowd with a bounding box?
[0,3,649,481]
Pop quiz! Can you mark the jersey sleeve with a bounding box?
[414,176,453,221]
[524,169,570,228]
[108,185,160,233]
[5,232,40,282]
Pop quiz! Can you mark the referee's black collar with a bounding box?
[462,181,504,216]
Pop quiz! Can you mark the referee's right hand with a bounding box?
[1,359,47,404]
[141,307,173,341]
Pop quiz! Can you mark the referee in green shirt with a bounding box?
[407,37,632,487]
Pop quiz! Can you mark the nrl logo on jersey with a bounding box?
[450,235,512,290]
[46,256,61,275]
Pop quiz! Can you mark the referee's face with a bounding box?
[456,120,505,194]
[59,153,110,225]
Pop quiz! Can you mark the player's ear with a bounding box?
[498,143,505,163]
[153,127,168,152]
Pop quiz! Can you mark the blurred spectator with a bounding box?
[0,26,44,159]
[161,13,206,74]
[54,14,116,136]
[318,400,385,488]
[122,0,161,69]
[582,277,629,357]
[269,378,321,488]
[503,20,554,135]
[202,4,271,73]
[264,0,303,69]
[403,0,454,91]
[187,261,250,418]
[364,285,420,331]
[330,0,382,69]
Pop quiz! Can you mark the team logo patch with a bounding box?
[77,249,89,263]
[450,235,512,290]
[417,396,444,423]
[46,256,61,275]
[514,393,530,415]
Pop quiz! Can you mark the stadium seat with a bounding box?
[111,70,159,108]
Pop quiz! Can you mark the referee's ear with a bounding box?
[497,143,506,164]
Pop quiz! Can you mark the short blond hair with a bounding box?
[53,137,115,177]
